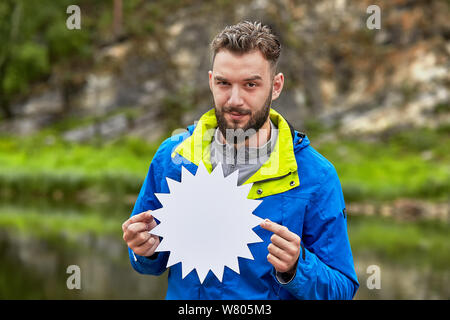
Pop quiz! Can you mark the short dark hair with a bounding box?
[210,21,281,73]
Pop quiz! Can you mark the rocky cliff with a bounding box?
[1,0,448,142]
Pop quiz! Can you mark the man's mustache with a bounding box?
[222,106,251,115]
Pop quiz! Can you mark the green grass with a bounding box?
[0,207,124,241]
[0,134,159,176]
[0,126,448,202]
[315,127,450,201]
[348,215,450,270]
[0,134,161,201]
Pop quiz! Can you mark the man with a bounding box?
[122,21,359,299]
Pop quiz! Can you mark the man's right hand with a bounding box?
[122,210,160,257]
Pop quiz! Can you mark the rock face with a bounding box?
[1,0,449,141]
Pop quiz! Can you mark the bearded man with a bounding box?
[122,21,359,300]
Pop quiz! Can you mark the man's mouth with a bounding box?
[225,109,250,121]
[229,112,248,121]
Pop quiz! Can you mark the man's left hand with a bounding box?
[260,219,301,277]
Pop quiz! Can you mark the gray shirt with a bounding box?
[210,120,294,283]
[210,120,278,185]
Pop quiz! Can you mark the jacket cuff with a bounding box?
[273,242,305,285]
[281,245,316,294]
[145,252,160,260]
[134,251,160,266]
[275,269,296,284]
[129,247,168,275]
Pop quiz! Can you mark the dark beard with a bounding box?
[215,88,272,144]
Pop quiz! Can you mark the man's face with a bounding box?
[209,49,283,141]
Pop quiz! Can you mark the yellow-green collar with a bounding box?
[172,108,299,199]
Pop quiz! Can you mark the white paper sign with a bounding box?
[150,161,264,284]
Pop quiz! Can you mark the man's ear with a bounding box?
[208,70,213,92]
[271,72,284,101]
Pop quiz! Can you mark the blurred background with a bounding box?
[0,0,448,299]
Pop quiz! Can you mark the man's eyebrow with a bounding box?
[214,76,228,81]
[243,75,262,81]
[214,75,263,81]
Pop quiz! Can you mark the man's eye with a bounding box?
[217,81,229,86]
[246,82,256,88]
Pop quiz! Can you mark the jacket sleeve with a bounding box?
[278,166,359,299]
[127,146,170,276]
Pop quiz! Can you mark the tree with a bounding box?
[0,0,22,119]
[113,0,123,40]
[0,0,92,120]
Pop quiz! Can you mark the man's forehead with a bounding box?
[212,49,271,79]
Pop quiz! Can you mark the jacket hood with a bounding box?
[292,131,311,152]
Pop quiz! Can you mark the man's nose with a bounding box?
[227,85,244,106]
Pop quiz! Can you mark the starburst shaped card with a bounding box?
[150,161,264,284]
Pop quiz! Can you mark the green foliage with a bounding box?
[0,0,94,108]
[0,134,158,175]
[46,20,91,60]
[0,126,448,203]
[316,127,450,202]
[4,42,50,96]
[0,134,159,202]
[433,102,449,115]
[161,86,196,132]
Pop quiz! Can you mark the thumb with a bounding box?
[122,210,153,232]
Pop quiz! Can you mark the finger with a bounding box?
[123,222,149,242]
[267,243,291,262]
[270,234,292,251]
[267,253,289,273]
[132,241,152,256]
[272,234,300,257]
[147,218,158,231]
[143,236,160,256]
[122,212,154,233]
[134,236,159,257]
[122,211,153,232]
[128,230,152,248]
[260,219,298,241]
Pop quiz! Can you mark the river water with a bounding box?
[0,204,448,300]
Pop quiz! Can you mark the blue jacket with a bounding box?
[128,108,359,299]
